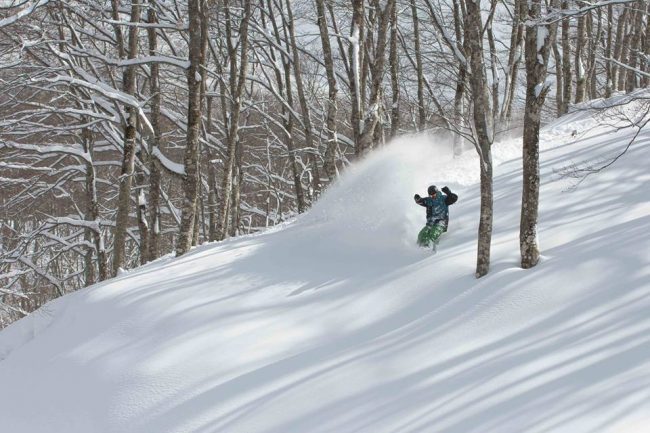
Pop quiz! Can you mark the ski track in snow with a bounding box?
[1,99,650,433]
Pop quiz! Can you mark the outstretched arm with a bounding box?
[414,194,427,207]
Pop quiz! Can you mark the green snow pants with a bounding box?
[417,223,445,248]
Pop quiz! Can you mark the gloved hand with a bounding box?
[414,194,421,201]
[442,186,451,195]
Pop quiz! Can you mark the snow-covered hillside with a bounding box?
[1,99,649,433]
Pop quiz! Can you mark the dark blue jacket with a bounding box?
[415,193,449,226]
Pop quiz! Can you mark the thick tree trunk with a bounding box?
[521,0,554,269]
[465,0,494,278]
[113,0,141,275]
[176,0,208,256]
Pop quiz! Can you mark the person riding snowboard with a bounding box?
[414,185,458,250]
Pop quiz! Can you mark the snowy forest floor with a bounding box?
[1,94,649,433]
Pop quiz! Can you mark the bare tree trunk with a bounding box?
[643,2,650,88]
[452,0,467,155]
[176,0,208,256]
[410,0,425,131]
[82,125,107,282]
[521,0,555,269]
[553,41,564,116]
[465,0,494,278]
[486,1,499,130]
[136,154,149,265]
[625,0,645,93]
[611,6,629,90]
[574,11,587,103]
[605,4,614,97]
[357,0,396,156]
[350,0,364,155]
[284,0,321,196]
[561,0,572,114]
[617,12,632,91]
[147,0,161,262]
[113,0,141,275]
[587,9,601,99]
[501,0,525,123]
[217,0,251,240]
[389,1,400,138]
[315,0,339,183]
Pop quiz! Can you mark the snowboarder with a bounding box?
[414,185,458,251]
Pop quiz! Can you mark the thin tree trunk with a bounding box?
[315,0,339,182]
[561,0,572,114]
[617,12,632,91]
[502,0,525,123]
[389,0,400,138]
[147,0,161,262]
[574,10,587,103]
[350,0,364,155]
[217,0,251,240]
[357,0,396,156]
[284,0,321,197]
[625,0,644,93]
[452,0,467,155]
[605,4,614,97]
[611,6,629,91]
[410,0,425,131]
[113,0,141,275]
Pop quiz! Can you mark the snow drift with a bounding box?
[1,99,649,433]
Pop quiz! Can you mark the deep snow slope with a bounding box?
[1,97,649,433]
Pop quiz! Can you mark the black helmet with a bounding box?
[427,185,438,195]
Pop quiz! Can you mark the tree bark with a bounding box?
[561,0,572,114]
[574,10,587,103]
[357,0,396,156]
[146,0,162,262]
[410,0,425,131]
[625,0,645,93]
[176,0,208,256]
[284,0,321,196]
[465,0,494,278]
[216,0,251,240]
[521,0,555,269]
[389,0,400,138]
[315,0,339,183]
[113,0,141,275]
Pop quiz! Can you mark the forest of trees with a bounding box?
[0,0,648,327]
